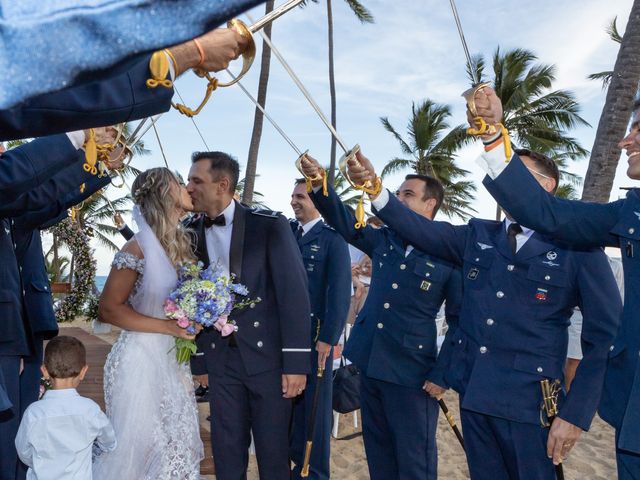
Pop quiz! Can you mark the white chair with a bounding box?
[332,323,359,438]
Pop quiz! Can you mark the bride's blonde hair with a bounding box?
[131,167,195,266]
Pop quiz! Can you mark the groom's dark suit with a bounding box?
[187,200,311,480]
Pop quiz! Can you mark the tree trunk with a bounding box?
[582,0,640,203]
[327,0,338,185]
[242,0,275,206]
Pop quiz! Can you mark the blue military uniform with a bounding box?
[289,218,351,480]
[0,135,98,480]
[311,186,462,480]
[374,190,621,480]
[484,154,640,479]
[11,164,109,480]
[0,54,173,141]
[187,202,311,480]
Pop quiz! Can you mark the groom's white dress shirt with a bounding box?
[205,199,235,276]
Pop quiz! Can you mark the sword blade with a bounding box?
[128,114,162,149]
[249,0,305,33]
[227,69,303,156]
[448,0,478,86]
[246,13,350,154]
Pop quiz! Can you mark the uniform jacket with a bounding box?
[0,54,173,141]
[289,219,351,347]
[484,155,639,451]
[311,186,463,389]
[374,192,620,430]
[13,160,110,339]
[0,135,87,355]
[188,201,311,377]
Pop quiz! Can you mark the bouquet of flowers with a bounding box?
[164,262,260,363]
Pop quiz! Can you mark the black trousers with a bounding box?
[208,347,292,480]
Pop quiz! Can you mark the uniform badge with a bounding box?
[542,260,559,267]
[426,262,435,268]
[467,268,479,280]
[535,288,548,301]
[546,251,558,261]
[310,244,320,252]
[3,227,9,235]
[634,211,640,220]
[477,242,493,250]
[420,280,431,291]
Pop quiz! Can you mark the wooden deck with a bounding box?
[59,328,215,475]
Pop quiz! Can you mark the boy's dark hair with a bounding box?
[44,336,86,378]
[191,151,240,193]
[294,178,307,186]
[404,174,445,215]
[514,148,560,194]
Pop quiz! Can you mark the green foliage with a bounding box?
[380,100,476,220]
[475,47,589,193]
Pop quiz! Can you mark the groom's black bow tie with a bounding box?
[203,214,226,228]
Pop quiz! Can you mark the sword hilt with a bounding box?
[301,440,313,477]
[215,19,256,88]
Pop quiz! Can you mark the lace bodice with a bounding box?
[112,251,145,273]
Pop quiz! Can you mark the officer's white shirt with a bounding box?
[371,189,534,252]
[205,199,235,277]
[15,388,116,480]
[299,216,322,236]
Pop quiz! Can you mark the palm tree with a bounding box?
[583,2,640,202]
[470,48,590,210]
[303,0,373,184]
[243,0,275,205]
[380,100,476,220]
[73,193,132,252]
[588,18,623,89]
[236,177,268,208]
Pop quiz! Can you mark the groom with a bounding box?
[186,151,311,480]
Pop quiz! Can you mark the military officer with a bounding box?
[475,87,640,479]
[0,129,122,480]
[0,27,248,141]
[289,179,351,480]
[345,149,621,480]
[301,155,463,480]
[185,152,311,480]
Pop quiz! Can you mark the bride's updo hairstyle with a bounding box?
[132,167,195,266]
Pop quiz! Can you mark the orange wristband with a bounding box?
[193,38,205,67]
[484,137,504,152]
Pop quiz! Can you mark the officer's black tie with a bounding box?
[203,214,226,228]
[295,225,304,243]
[507,223,523,255]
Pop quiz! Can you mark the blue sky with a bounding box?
[92,0,634,274]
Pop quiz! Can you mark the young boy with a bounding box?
[14,335,116,479]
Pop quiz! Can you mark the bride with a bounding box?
[94,167,203,479]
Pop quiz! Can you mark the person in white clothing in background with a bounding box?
[15,336,116,480]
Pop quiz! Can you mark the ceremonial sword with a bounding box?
[438,398,465,451]
[246,13,360,168]
[301,366,326,477]
[123,0,307,150]
[448,0,491,124]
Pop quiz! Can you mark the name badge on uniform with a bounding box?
[467,268,479,280]
[420,280,431,291]
[536,288,548,301]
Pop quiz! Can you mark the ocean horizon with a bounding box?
[95,275,108,293]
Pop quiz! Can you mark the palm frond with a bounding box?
[344,0,374,23]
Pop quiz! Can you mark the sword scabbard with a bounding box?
[301,440,313,477]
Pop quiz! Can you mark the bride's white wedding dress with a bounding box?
[93,208,203,479]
